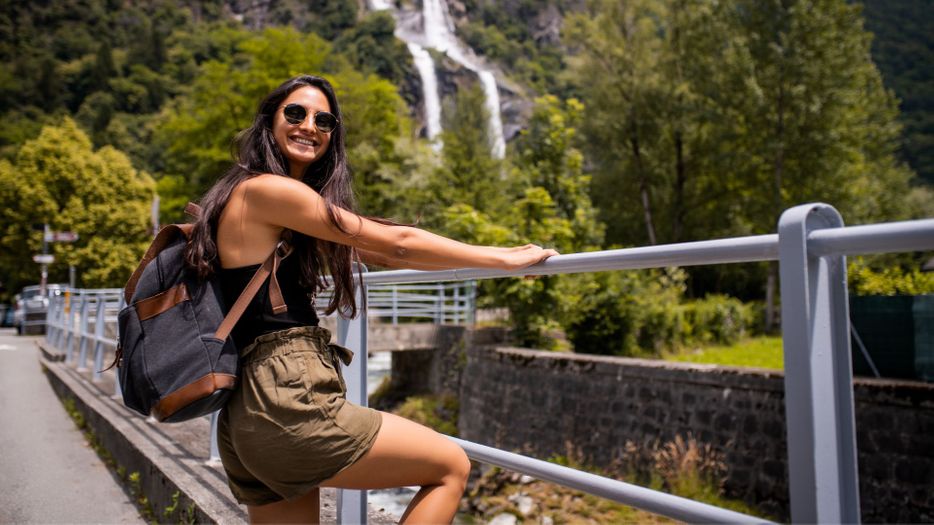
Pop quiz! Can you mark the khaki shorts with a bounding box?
[217,326,382,506]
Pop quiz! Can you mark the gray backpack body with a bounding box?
[114,205,291,422]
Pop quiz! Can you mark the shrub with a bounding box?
[558,269,754,356]
[680,295,754,346]
[558,268,686,357]
[393,395,459,436]
[848,257,934,295]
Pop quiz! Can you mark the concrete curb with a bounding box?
[37,339,397,524]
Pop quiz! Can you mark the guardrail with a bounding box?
[43,203,934,523]
[331,203,934,524]
[318,281,476,324]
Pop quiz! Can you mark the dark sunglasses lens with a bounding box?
[314,112,338,133]
[283,104,306,125]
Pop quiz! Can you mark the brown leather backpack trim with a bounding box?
[124,224,194,304]
[152,373,236,421]
[135,283,190,321]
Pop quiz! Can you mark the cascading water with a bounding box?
[407,42,443,146]
[478,71,506,158]
[421,0,506,158]
[370,0,506,159]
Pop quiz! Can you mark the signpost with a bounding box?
[36,225,79,295]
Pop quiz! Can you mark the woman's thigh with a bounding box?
[319,411,470,490]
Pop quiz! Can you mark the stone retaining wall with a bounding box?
[391,327,934,522]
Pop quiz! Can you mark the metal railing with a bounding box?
[42,203,934,523]
[317,281,476,324]
[331,203,934,524]
[43,281,474,400]
[46,289,124,383]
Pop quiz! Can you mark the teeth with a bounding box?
[292,137,317,147]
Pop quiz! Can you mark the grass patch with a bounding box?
[663,336,783,370]
[392,394,459,436]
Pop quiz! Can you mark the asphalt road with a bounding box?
[0,328,142,524]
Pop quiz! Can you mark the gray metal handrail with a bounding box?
[331,204,934,524]
[317,281,476,324]
[42,205,934,523]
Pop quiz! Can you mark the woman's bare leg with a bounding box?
[247,487,319,524]
[321,411,471,523]
[244,411,470,524]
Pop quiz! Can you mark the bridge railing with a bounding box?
[331,203,934,524]
[42,203,934,523]
[317,280,476,325]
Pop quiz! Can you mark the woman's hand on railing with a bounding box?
[494,244,559,271]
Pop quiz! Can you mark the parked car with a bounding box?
[0,304,13,327]
[14,284,65,335]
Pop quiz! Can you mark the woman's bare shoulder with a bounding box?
[242,173,312,195]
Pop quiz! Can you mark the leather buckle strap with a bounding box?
[214,231,294,341]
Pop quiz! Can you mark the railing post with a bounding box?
[64,292,77,363]
[454,283,461,324]
[336,265,369,525]
[435,283,443,324]
[468,280,477,325]
[392,285,398,326]
[92,295,107,380]
[46,294,61,348]
[778,203,860,524]
[76,295,91,371]
[208,411,221,463]
[114,294,125,399]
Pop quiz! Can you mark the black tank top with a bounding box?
[218,254,319,350]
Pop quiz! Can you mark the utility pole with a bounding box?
[40,224,49,296]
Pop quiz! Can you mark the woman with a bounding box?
[186,75,557,524]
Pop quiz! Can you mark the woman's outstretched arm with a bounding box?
[246,175,558,270]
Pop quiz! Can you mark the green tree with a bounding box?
[438,96,606,348]
[0,118,154,296]
[157,26,414,219]
[567,0,917,306]
[423,84,504,228]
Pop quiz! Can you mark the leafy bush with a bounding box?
[848,257,934,295]
[558,268,687,356]
[393,394,459,436]
[680,295,755,346]
[558,269,754,356]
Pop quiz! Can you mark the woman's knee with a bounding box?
[441,445,471,492]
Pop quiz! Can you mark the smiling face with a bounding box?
[272,86,333,179]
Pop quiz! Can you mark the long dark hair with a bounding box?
[185,75,363,318]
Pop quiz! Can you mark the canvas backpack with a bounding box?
[112,203,292,422]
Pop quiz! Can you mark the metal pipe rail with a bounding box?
[317,281,476,325]
[329,204,934,524]
[449,437,764,524]
[42,204,934,523]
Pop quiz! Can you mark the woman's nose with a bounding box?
[298,116,318,133]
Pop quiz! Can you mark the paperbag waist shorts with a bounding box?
[217,325,382,506]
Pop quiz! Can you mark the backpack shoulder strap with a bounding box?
[124,223,193,304]
[124,201,294,340]
[214,239,293,341]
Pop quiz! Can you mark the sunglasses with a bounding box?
[281,103,339,133]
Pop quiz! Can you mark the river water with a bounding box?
[364,352,474,523]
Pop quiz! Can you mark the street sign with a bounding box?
[43,231,79,242]
[33,254,54,264]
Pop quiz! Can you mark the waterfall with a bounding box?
[407,42,443,146]
[420,0,506,158]
[478,70,506,158]
[368,0,393,9]
[370,0,506,159]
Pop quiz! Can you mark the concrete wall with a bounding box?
[392,327,934,522]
